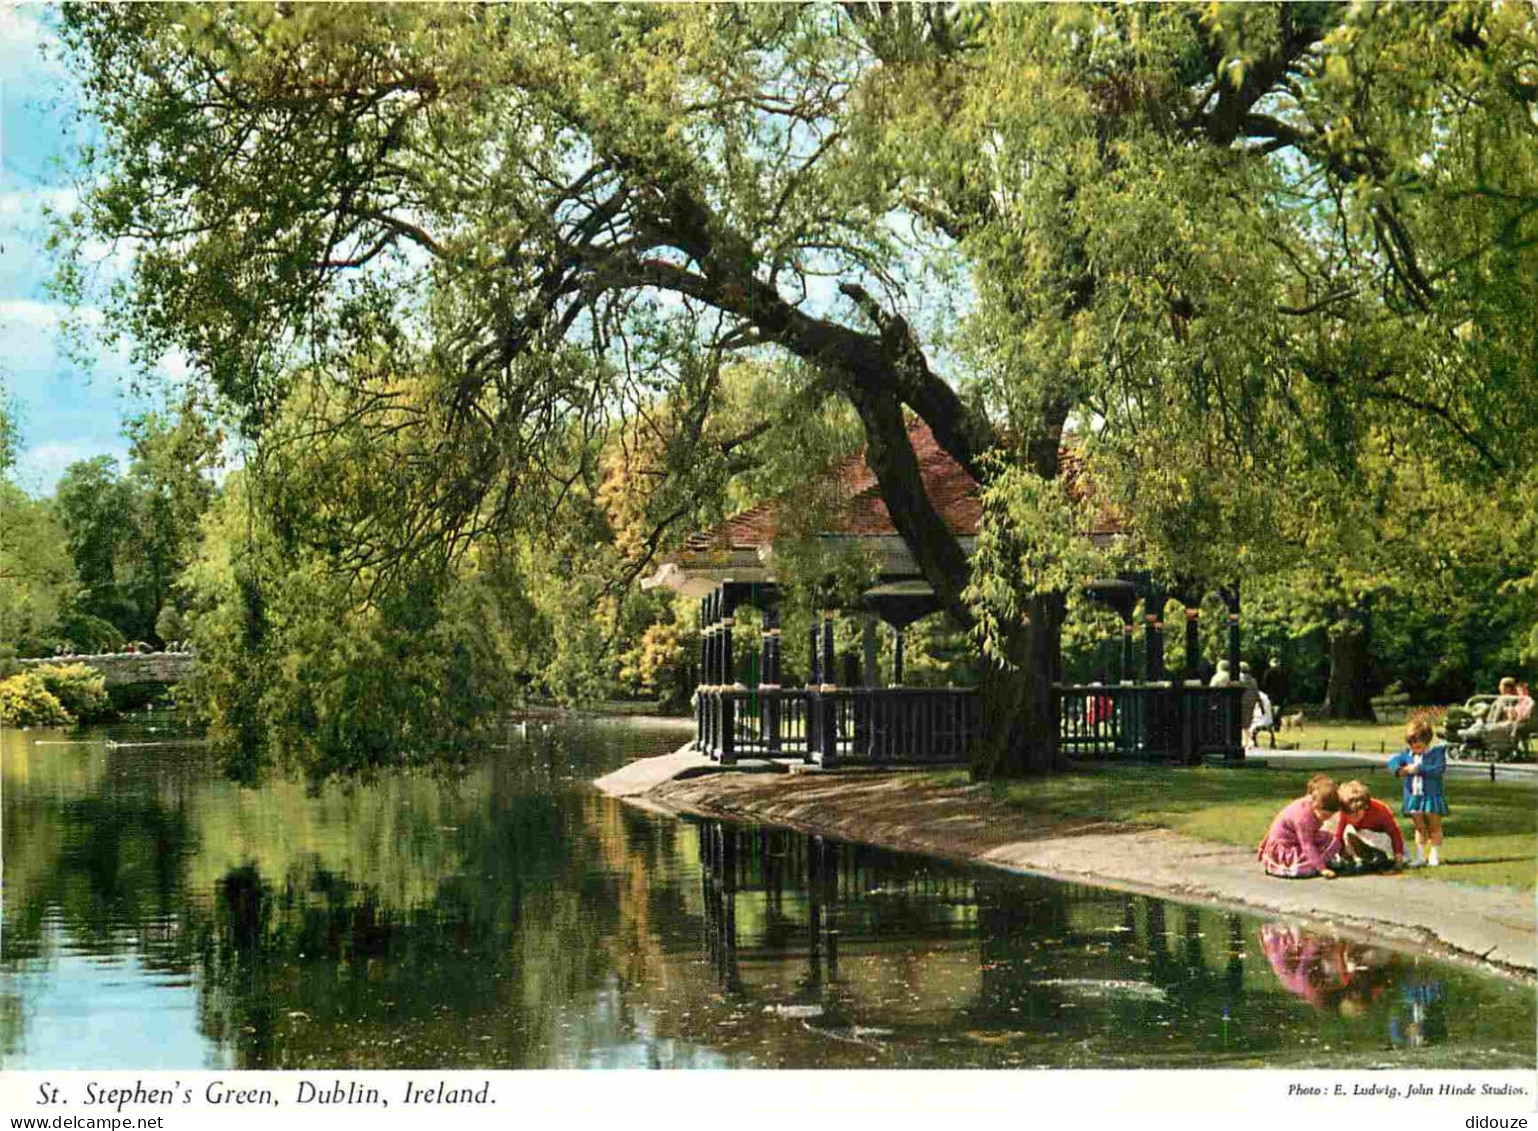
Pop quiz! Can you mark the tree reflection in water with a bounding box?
[688,819,1523,1068]
[1,721,1529,1070]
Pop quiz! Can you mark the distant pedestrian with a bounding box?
[1260,656,1291,713]
[1386,718,1449,867]
[1257,774,1342,879]
[1335,781,1405,871]
[1249,689,1275,747]
[1209,659,1232,688]
[1238,661,1260,749]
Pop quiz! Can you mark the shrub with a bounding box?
[59,613,124,654]
[155,605,188,645]
[0,672,73,727]
[33,663,111,722]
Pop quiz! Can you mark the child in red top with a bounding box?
[1335,780,1405,871]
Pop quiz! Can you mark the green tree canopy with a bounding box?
[58,2,1538,774]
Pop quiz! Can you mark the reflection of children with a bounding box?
[1257,775,1342,878]
[1260,922,1392,1015]
[1336,780,1405,871]
[1386,719,1449,867]
[1260,922,1351,1009]
[1389,977,1448,1048]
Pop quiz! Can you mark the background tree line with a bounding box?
[1,393,219,657]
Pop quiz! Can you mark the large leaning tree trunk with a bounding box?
[967,418,1072,779]
[637,194,1071,776]
[972,591,1066,779]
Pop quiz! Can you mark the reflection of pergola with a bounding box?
[643,422,1243,766]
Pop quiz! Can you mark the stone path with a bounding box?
[593,744,713,797]
[625,766,1534,978]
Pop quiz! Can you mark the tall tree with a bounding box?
[122,401,221,638]
[54,456,140,637]
[0,386,79,657]
[58,3,1538,776]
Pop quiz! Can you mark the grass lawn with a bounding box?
[1258,718,1412,755]
[1261,714,1534,759]
[929,762,1537,890]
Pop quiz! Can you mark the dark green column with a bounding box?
[1145,609,1165,683]
[809,618,820,686]
[1184,607,1201,683]
[821,609,836,688]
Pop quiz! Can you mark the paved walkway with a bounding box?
[624,765,1534,978]
[1250,747,1537,783]
[593,744,713,796]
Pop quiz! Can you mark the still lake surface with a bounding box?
[2,713,1532,1070]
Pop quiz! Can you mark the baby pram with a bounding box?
[1441,694,1535,761]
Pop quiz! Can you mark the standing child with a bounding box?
[1386,718,1449,867]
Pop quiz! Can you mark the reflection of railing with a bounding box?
[696,687,978,767]
[1054,683,1244,763]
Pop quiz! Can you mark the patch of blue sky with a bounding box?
[1,920,231,1070]
[0,5,165,496]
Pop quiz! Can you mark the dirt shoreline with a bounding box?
[615,761,1535,984]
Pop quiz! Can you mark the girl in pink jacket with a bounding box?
[1258,774,1343,879]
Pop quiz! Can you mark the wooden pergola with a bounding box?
[643,422,1244,766]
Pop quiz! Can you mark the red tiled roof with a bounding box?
[682,420,980,552]
[679,420,1121,554]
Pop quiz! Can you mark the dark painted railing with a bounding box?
[697,682,1242,767]
[698,688,811,763]
[697,687,976,767]
[809,688,978,767]
[1055,683,1245,764]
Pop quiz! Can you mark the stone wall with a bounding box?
[18,652,196,687]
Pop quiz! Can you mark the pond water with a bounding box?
[2,714,1532,1070]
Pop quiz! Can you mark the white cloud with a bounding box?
[0,185,77,224]
[0,4,69,88]
[10,440,129,494]
[0,297,101,329]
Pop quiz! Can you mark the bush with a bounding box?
[59,613,124,654]
[0,672,73,727]
[33,663,111,722]
[155,605,188,645]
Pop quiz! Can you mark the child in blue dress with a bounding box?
[1386,717,1449,867]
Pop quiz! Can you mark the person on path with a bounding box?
[1386,718,1449,867]
[1259,656,1290,713]
[1334,780,1405,871]
[1238,661,1260,749]
[1249,689,1275,748]
[1257,774,1342,878]
[1209,659,1232,688]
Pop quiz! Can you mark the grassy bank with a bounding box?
[1261,715,1532,761]
[930,762,1536,890]
[1258,718,1412,754]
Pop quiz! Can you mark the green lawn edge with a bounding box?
[924,763,1536,891]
